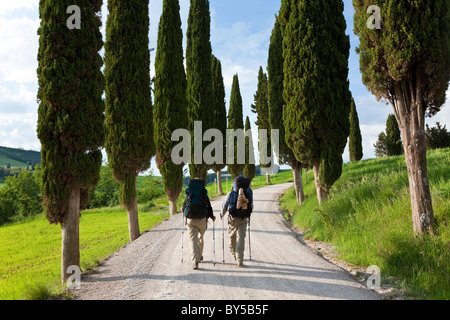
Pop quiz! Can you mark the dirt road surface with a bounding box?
[75,183,381,300]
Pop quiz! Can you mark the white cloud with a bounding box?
[0,113,39,151]
[0,0,38,17]
[0,16,39,83]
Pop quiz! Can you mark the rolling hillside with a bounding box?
[0,146,41,168]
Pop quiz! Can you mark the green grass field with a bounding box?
[0,207,169,300]
[281,148,450,299]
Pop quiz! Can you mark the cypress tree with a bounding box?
[354,0,450,234]
[243,116,256,181]
[349,98,364,162]
[186,0,213,180]
[104,0,154,241]
[385,114,403,156]
[268,15,304,204]
[251,66,272,184]
[227,74,245,179]
[211,55,227,194]
[37,0,105,283]
[154,0,188,216]
[374,131,388,158]
[280,0,350,204]
[425,123,450,150]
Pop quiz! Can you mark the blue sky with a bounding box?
[0,0,448,175]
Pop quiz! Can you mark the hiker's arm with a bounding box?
[221,192,231,218]
[206,197,215,221]
[181,197,187,213]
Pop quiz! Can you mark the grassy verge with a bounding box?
[0,206,169,300]
[280,148,450,299]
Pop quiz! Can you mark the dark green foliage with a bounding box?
[211,55,227,173]
[227,74,245,178]
[349,98,364,162]
[280,0,351,192]
[137,174,165,204]
[252,67,272,169]
[37,0,105,224]
[374,115,404,158]
[186,0,213,179]
[243,116,256,180]
[154,0,188,203]
[0,170,42,225]
[104,0,154,207]
[267,16,302,169]
[426,123,450,150]
[88,165,119,209]
[374,132,388,158]
[386,114,403,156]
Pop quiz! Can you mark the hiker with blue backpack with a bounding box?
[221,176,253,267]
[181,178,216,270]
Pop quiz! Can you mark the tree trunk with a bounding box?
[291,163,305,205]
[266,171,271,184]
[394,83,434,234]
[313,161,328,204]
[127,177,140,241]
[169,198,178,216]
[61,187,80,284]
[403,128,434,234]
[394,77,434,235]
[216,170,224,195]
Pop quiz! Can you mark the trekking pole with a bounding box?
[181,212,184,264]
[222,215,225,263]
[248,218,252,261]
[213,220,216,266]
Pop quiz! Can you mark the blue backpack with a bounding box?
[184,179,208,219]
[229,176,253,219]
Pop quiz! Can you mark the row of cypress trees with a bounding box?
[37,0,361,285]
[273,0,449,235]
[36,0,233,284]
[266,0,354,205]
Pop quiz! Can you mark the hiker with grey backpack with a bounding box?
[221,176,253,267]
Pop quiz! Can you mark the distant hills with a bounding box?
[0,146,41,168]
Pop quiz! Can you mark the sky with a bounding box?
[0,0,449,176]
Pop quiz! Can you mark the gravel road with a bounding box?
[75,183,381,300]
